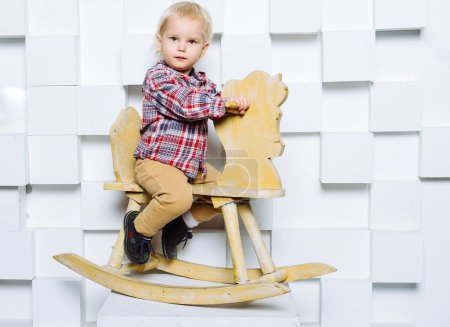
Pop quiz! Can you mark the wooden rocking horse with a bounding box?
[54,71,336,305]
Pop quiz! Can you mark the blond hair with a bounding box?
[157,2,213,43]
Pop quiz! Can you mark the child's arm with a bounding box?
[144,69,225,121]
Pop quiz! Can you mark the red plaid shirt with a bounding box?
[134,60,226,178]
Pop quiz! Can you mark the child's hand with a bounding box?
[225,96,250,116]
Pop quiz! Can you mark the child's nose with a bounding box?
[178,42,187,51]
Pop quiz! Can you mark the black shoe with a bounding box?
[161,216,193,259]
[123,211,153,264]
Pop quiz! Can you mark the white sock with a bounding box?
[182,210,199,229]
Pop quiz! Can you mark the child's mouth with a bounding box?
[175,56,187,60]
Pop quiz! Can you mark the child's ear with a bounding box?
[200,42,209,58]
[156,34,162,52]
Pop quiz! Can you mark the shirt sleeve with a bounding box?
[143,68,226,122]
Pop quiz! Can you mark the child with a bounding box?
[124,1,250,264]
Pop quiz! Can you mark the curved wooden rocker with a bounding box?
[54,70,336,305]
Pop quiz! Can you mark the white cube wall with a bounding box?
[0,87,27,134]
[28,135,80,184]
[35,229,83,277]
[27,86,77,135]
[270,0,322,34]
[420,127,450,177]
[0,231,34,280]
[27,0,79,35]
[32,278,82,327]
[321,279,372,327]
[370,180,421,230]
[0,38,26,86]
[372,231,423,283]
[0,135,29,186]
[121,34,158,85]
[76,86,126,135]
[321,132,373,183]
[221,35,271,82]
[322,30,375,82]
[280,83,322,133]
[0,0,26,37]
[375,0,428,31]
[224,0,269,35]
[370,81,422,132]
[26,36,79,86]
[0,186,26,231]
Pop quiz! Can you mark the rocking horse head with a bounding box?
[216,71,288,193]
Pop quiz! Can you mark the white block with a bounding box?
[0,135,29,186]
[272,229,370,278]
[322,82,370,132]
[98,290,299,327]
[81,182,126,230]
[0,281,32,320]
[0,231,34,279]
[375,0,427,30]
[35,229,83,277]
[27,0,78,35]
[420,127,450,177]
[370,81,422,132]
[322,0,373,30]
[0,186,26,231]
[280,83,321,132]
[289,279,320,324]
[27,86,77,135]
[0,86,27,134]
[271,35,322,83]
[126,86,143,116]
[373,284,419,324]
[121,34,158,85]
[79,0,123,85]
[195,35,222,89]
[124,0,171,34]
[32,278,82,327]
[224,0,269,35]
[221,35,271,83]
[28,135,80,184]
[321,132,373,183]
[76,86,126,135]
[373,133,419,180]
[226,231,270,269]
[375,31,422,81]
[270,0,322,34]
[81,136,115,181]
[372,231,423,283]
[26,185,81,228]
[194,0,224,35]
[0,0,25,36]
[26,36,78,86]
[370,180,421,230]
[248,199,273,230]
[178,230,226,267]
[0,39,26,86]
[321,279,372,327]
[322,30,375,82]
[273,135,369,229]
[84,231,120,321]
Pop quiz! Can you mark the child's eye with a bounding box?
[188,40,197,44]
[169,36,177,41]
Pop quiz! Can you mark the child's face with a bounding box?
[157,15,209,75]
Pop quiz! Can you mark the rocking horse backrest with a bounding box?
[109,107,141,184]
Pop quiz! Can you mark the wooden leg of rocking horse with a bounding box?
[107,198,141,269]
[237,203,276,275]
[221,202,249,284]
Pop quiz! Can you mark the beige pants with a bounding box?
[134,158,221,237]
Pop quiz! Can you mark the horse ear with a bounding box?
[272,74,289,107]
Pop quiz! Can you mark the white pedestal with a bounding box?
[97,274,300,327]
